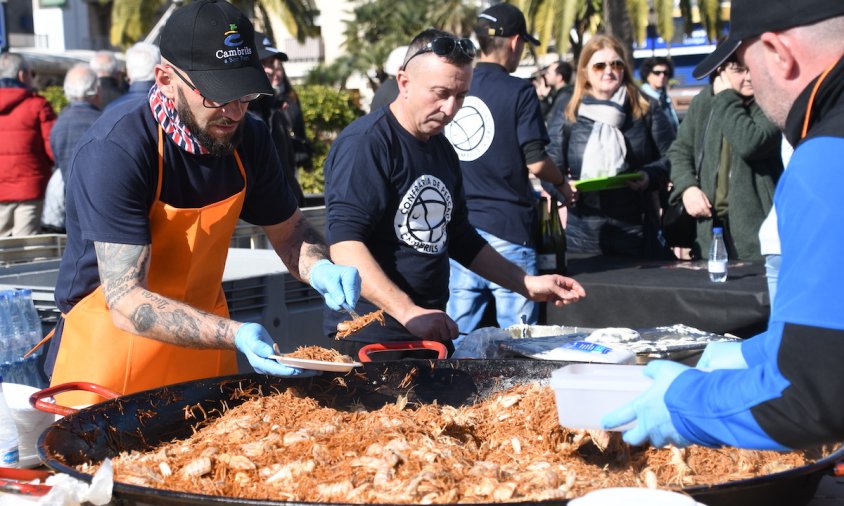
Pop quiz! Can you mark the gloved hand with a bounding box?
[234,323,305,376]
[601,360,693,448]
[309,260,361,311]
[696,341,748,371]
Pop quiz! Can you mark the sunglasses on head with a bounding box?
[401,37,476,71]
[591,60,625,72]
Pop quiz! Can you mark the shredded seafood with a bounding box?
[82,383,833,504]
[336,309,386,339]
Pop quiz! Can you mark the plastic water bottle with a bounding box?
[0,378,20,468]
[10,290,44,387]
[0,295,13,381]
[708,227,728,283]
[13,289,42,352]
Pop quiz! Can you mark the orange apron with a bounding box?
[50,127,241,406]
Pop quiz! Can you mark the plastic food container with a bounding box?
[550,364,652,431]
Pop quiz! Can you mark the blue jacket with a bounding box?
[665,56,844,450]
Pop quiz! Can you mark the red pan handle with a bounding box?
[0,467,54,496]
[29,382,121,417]
[358,341,448,362]
[835,462,844,476]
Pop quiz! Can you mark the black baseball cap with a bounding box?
[477,3,540,46]
[159,0,273,104]
[254,31,289,62]
[693,0,844,79]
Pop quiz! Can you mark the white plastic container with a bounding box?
[569,487,706,505]
[551,364,652,431]
[2,383,55,468]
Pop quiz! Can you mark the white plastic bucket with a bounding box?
[3,383,55,469]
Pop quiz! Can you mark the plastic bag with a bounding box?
[452,327,511,359]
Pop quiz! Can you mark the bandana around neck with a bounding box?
[148,84,209,155]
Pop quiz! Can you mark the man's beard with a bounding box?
[176,88,244,156]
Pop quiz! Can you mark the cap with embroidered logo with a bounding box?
[693,0,844,79]
[476,3,540,46]
[159,0,272,104]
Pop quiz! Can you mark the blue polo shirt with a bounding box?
[444,62,549,246]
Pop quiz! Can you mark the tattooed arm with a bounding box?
[263,209,330,283]
[95,241,240,349]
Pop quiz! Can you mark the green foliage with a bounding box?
[296,85,363,194]
[39,86,69,114]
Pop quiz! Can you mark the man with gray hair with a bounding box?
[43,64,101,232]
[106,42,160,110]
[89,50,126,108]
[0,52,56,236]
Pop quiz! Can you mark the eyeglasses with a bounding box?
[651,70,669,76]
[591,60,625,73]
[169,66,264,109]
[400,37,476,71]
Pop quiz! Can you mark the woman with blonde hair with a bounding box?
[545,34,675,258]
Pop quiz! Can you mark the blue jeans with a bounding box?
[448,229,538,344]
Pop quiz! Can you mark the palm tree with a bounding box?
[108,0,319,50]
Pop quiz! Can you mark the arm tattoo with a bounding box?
[95,242,233,349]
[96,242,149,309]
[299,221,330,280]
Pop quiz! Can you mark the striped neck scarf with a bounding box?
[148,84,209,155]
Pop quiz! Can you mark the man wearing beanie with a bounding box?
[604,0,844,451]
[46,0,360,407]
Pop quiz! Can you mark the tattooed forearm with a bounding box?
[300,222,330,280]
[94,241,236,349]
[96,242,150,309]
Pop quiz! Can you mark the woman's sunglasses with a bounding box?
[591,60,625,72]
[401,37,476,71]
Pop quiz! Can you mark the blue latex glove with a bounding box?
[234,323,305,376]
[601,360,693,448]
[309,259,361,311]
[696,341,748,371]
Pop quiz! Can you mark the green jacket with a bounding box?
[668,86,783,261]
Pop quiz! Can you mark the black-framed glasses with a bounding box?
[169,66,264,109]
[400,37,476,71]
[591,60,625,73]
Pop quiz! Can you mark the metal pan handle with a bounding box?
[358,341,448,362]
[0,467,53,496]
[29,382,121,417]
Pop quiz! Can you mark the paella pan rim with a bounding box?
[36,360,844,506]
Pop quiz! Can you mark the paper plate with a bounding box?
[573,173,643,192]
[271,356,362,372]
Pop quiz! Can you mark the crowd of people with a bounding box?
[2,0,843,454]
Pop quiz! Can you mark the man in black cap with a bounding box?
[444,3,573,340]
[603,0,844,451]
[249,31,306,206]
[46,0,360,406]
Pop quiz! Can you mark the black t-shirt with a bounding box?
[444,62,549,246]
[322,107,486,341]
[55,100,297,313]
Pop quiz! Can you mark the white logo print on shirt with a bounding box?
[444,96,495,161]
[394,175,453,255]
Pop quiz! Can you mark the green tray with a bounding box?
[573,173,643,192]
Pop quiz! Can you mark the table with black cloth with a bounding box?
[545,254,771,338]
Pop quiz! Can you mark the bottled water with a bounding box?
[13,289,42,351]
[0,379,20,468]
[708,227,728,283]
